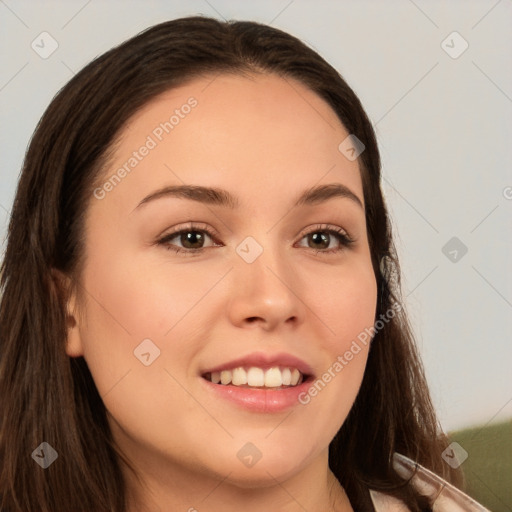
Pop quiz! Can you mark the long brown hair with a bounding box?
[0,16,461,511]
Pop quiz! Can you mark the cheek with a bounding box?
[297,259,377,433]
[75,255,209,452]
[311,258,378,351]
[79,246,221,342]
[75,245,228,403]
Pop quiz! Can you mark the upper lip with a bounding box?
[201,352,315,377]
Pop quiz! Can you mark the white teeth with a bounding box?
[232,367,248,386]
[264,367,282,387]
[282,367,292,385]
[247,367,265,387]
[220,370,232,385]
[207,366,305,388]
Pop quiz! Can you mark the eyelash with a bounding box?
[157,222,355,256]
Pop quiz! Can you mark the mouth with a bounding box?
[200,352,315,412]
[202,366,308,389]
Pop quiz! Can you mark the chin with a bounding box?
[207,448,314,489]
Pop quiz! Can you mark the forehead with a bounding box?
[94,72,364,216]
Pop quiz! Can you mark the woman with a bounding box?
[0,16,488,511]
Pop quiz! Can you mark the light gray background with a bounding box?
[1,0,511,433]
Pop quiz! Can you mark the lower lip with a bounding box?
[201,377,313,413]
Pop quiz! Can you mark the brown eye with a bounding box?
[307,232,331,250]
[179,231,206,249]
[158,224,220,254]
[296,225,354,254]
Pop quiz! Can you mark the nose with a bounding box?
[226,243,305,332]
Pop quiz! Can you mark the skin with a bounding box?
[65,73,378,512]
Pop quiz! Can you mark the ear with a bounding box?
[51,269,84,358]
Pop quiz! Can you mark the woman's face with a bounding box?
[67,73,377,488]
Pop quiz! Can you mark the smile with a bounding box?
[200,352,315,412]
[204,366,304,388]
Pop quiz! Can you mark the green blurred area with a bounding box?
[449,419,512,512]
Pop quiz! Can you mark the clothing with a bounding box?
[368,453,491,511]
[369,490,411,511]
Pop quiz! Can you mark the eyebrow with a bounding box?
[134,183,364,211]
